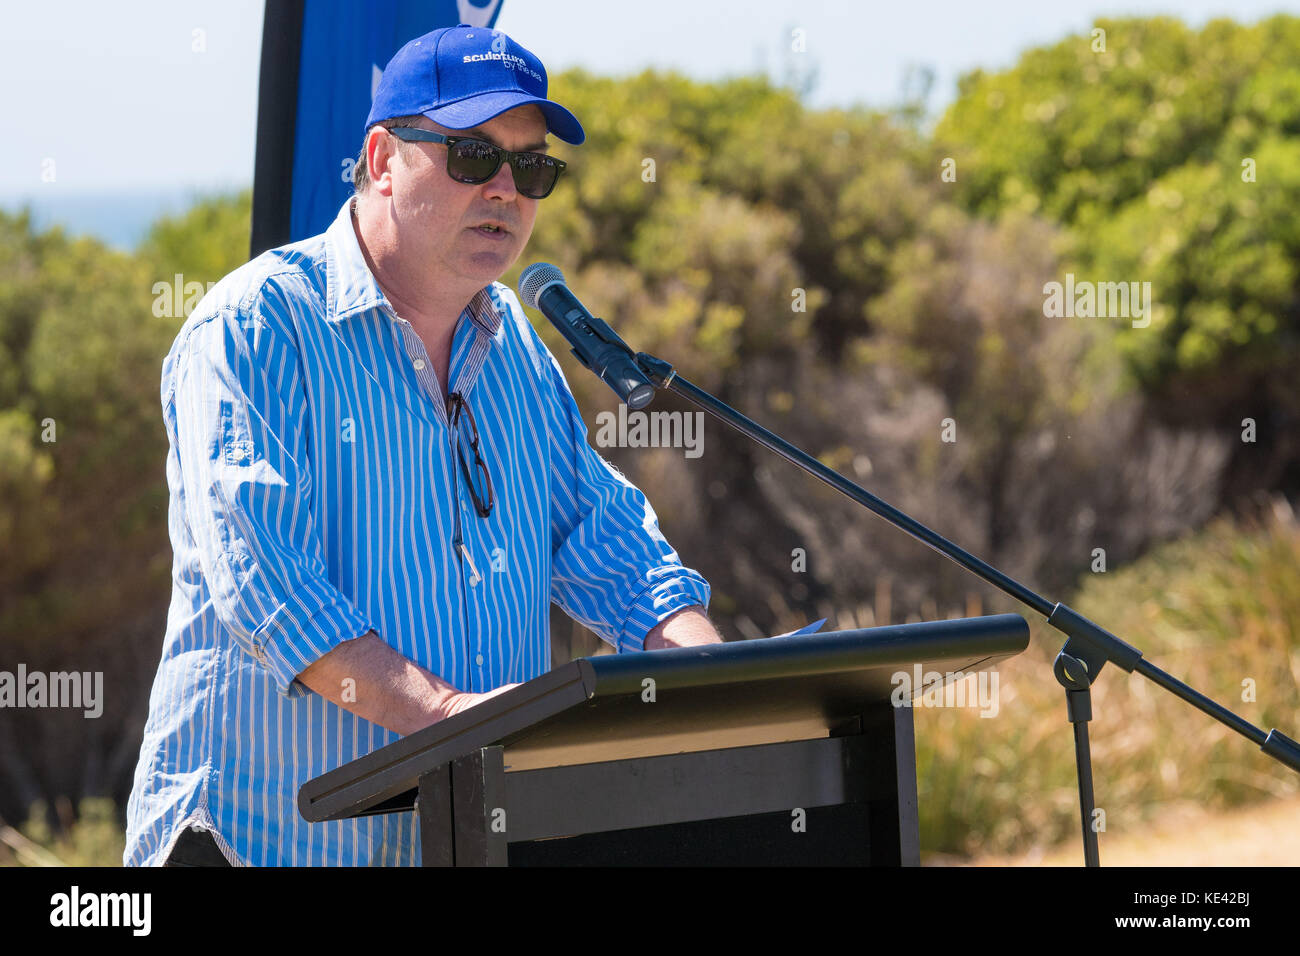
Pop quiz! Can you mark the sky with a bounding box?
[1,0,1296,223]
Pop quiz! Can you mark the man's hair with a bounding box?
[353,115,426,195]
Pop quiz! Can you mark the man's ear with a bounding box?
[366,127,398,197]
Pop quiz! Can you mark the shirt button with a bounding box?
[475,653,484,667]
[412,358,426,371]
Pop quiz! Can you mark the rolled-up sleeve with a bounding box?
[542,348,711,653]
[167,303,375,695]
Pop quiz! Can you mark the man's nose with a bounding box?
[482,159,518,200]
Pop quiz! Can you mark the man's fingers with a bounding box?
[445,682,521,718]
[482,682,521,700]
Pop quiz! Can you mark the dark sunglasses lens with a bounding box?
[454,403,492,514]
[458,448,489,512]
[510,153,559,198]
[470,458,492,514]
[446,140,560,198]
[448,140,502,183]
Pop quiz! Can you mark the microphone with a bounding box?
[517,262,656,410]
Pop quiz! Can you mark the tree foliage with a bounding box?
[937,16,1300,469]
[0,193,251,822]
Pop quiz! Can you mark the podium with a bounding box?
[299,614,1029,865]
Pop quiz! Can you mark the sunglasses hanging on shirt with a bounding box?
[448,392,494,518]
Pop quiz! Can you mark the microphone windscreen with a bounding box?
[518,262,566,310]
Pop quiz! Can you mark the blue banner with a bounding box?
[253,0,504,254]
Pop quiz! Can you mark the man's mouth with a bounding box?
[474,223,508,235]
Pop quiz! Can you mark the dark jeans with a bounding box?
[164,827,232,867]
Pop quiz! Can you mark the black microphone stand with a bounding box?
[618,348,1300,867]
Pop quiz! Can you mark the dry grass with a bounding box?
[935,793,1300,866]
[911,498,1300,857]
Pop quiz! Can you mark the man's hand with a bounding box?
[297,631,517,735]
[441,683,521,718]
[643,605,723,649]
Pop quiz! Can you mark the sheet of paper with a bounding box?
[771,618,827,638]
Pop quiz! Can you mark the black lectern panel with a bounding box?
[508,804,871,866]
[300,614,1030,865]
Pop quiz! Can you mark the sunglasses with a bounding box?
[448,392,494,519]
[386,126,566,199]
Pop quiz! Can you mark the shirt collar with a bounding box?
[324,197,503,338]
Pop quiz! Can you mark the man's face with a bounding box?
[380,105,548,288]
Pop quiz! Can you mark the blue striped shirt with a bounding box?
[124,197,711,866]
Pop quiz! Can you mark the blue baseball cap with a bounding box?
[365,24,584,145]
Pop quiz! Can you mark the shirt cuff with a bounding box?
[244,570,377,697]
[617,569,712,653]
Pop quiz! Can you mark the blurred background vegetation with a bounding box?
[2,15,1298,864]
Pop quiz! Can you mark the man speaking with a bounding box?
[126,24,720,867]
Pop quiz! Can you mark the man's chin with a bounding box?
[460,248,520,283]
